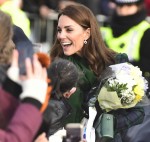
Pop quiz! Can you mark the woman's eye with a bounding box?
[67,29,73,32]
[57,28,61,33]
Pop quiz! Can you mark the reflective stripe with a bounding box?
[101,21,150,61]
[127,31,138,61]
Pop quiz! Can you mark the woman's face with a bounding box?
[57,15,90,56]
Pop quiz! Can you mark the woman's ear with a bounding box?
[85,28,91,40]
[63,87,77,98]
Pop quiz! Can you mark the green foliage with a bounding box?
[105,81,128,98]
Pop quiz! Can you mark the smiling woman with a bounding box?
[50,3,117,123]
[49,3,145,142]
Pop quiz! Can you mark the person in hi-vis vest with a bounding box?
[0,0,31,38]
[101,0,150,94]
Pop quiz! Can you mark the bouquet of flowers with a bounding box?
[98,62,148,112]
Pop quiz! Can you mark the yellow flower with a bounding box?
[134,86,144,102]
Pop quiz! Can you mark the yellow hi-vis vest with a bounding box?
[0,1,31,37]
[101,21,150,61]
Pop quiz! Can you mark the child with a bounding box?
[38,58,79,139]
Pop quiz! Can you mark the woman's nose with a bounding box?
[57,31,66,39]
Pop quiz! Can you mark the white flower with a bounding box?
[98,63,148,111]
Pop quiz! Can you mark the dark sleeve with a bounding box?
[81,81,100,118]
[115,53,129,64]
[140,28,150,73]
[140,29,150,95]
[2,76,22,99]
[114,107,145,133]
[85,81,104,121]
[0,64,9,86]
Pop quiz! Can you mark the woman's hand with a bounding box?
[35,133,48,142]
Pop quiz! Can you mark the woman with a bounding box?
[50,3,145,141]
[0,9,15,65]
[0,9,49,142]
[0,9,15,86]
[0,49,48,142]
[50,3,117,123]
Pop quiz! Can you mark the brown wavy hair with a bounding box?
[0,10,15,64]
[50,3,117,76]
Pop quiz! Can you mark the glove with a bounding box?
[4,49,50,113]
[7,64,20,84]
[20,79,48,104]
[7,48,20,84]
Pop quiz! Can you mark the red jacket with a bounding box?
[0,87,42,142]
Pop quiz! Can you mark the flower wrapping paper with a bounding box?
[98,62,148,112]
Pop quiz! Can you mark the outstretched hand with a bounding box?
[7,49,47,84]
[34,133,48,142]
[20,53,47,82]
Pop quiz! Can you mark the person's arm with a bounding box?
[0,84,43,142]
[0,50,48,142]
[34,132,48,142]
[0,87,19,127]
[0,103,42,142]
[140,29,150,73]
[113,107,145,133]
[139,29,150,95]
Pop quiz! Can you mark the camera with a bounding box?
[62,123,83,142]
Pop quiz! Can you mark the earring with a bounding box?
[84,40,87,44]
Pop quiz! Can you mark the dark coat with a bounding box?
[123,104,150,142]
[88,53,145,142]
[41,97,72,137]
[63,54,97,123]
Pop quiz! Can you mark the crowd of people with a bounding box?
[0,0,150,142]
